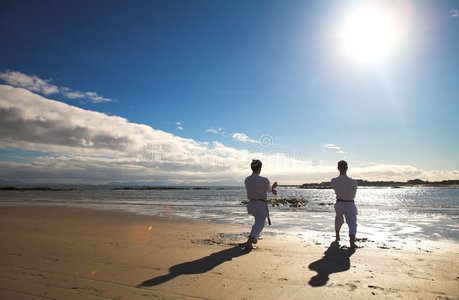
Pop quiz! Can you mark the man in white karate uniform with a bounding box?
[330,160,358,248]
[243,159,277,250]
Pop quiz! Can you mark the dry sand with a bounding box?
[0,206,457,299]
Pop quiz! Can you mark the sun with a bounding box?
[341,5,399,63]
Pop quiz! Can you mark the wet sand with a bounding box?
[0,206,457,299]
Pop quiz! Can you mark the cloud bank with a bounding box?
[0,85,457,184]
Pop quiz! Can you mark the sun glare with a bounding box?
[341,5,399,63]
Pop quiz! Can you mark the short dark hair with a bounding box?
[338,160,348,171]
[251,159,262,172]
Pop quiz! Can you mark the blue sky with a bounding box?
[0,0,458,184]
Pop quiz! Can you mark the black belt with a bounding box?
[248,199,271,225]
[337,199,354,202]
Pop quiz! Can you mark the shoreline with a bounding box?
[1,201,458,253]
[1,206,458,299]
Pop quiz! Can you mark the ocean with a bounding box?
[1,186,458,250]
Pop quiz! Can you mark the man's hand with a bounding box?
[272,182,278,195]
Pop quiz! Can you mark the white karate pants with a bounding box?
[247,200,268,243]
[334,202,358,235]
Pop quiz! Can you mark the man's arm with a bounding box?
[265,179,277,195]
[330,178,335,190]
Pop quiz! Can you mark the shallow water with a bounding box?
[1,186,458,250]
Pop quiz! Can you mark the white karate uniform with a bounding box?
[245,173,272,242]
[331,175,358,235]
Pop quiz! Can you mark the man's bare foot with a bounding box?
[243,243,256,250]
[243,236,256,250]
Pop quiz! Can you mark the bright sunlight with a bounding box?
[341,4,400,63]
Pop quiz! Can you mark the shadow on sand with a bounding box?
[308,241,355,287]
[138,245,248,287]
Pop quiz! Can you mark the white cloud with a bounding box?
[232,133,259,143]
[322,143,351,155]
[60,89,112,103]
[206,127,224,135]
[0,85,457,184]
[323,143,342,150]
[0,70,59,95]
[175,122,183,130]
[60,88,84,98]
[450,9,458,17]
[0,70,113,103]
[86,94,112,103]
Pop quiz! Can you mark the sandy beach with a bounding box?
[0,206,457,300]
